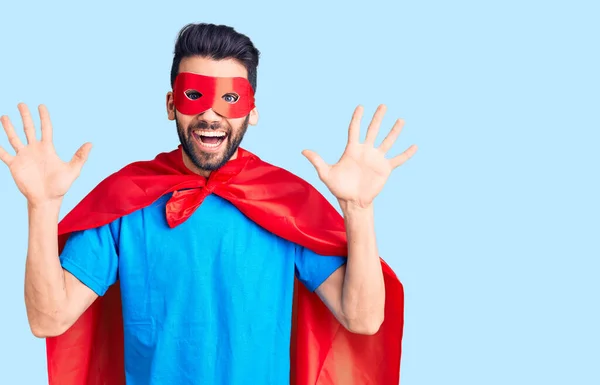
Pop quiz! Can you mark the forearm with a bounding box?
[339,201,385,333]
[24,200,69,336]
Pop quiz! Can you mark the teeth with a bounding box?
[194,130,226,137]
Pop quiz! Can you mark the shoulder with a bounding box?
[58,148,185,236]
[243,152,322,195]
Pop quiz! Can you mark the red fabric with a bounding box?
[173,72,255,118]
[46,146,404,385]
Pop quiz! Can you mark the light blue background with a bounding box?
[0,1,598,384]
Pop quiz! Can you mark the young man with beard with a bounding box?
[0,23,417,385]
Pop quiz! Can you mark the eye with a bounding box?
[185,90,202,100]
[222,93,239,104]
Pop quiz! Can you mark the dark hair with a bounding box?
[170,23,260,92]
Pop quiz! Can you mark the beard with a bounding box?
[176,113,249,172]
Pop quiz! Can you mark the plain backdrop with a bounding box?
[0,1,598,384]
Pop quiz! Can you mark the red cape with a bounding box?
[47,146,404,385]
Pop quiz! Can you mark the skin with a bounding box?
[0,104,95,337]
[303,104,418,334]
[0,56,417,338]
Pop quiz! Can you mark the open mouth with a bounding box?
[192,130,228,150]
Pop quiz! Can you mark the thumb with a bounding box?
[69,142,92,173]
[302,149,329,179]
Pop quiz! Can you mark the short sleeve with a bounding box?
[294,245,347,292]
[59,219,120,296]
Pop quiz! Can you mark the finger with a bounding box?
[364,104,387,146]
[378,118,405,153]
[18,103,37,144]
[302,149,330,179]
[0,146,14,166]
[39,104,53,143]
[347,105,363,146]
[389,144,418,169]
[1,115,25,152]
[69,142,93,173]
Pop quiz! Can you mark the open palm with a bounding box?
[0,103,92,206]
[303,105,417,209]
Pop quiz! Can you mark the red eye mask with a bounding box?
[172,72,255,118]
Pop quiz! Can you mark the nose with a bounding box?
[198,108,223,122]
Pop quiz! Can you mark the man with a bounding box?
[0,23,417,385]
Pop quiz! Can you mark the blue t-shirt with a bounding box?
[59,192,347,385]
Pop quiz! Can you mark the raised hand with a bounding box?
[0,103,92,207]
[302,104,417,209]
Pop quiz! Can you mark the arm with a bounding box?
[315,203,384,335]
[25,201,98,337]
[0,103,95,337]
[302,104,417,335]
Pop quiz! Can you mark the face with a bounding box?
[166,56,259,175]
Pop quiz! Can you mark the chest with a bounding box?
[113,194,297,319]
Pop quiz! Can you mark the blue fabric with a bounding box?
[59,193,347,385]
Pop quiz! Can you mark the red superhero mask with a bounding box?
[172,72,255,118]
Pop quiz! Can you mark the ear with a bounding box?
[166,91,175,121]
[248,107,259,126]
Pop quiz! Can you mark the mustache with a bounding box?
[188,120,224,131]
